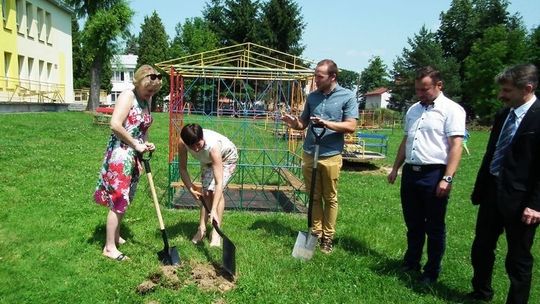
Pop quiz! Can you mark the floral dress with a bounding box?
[93,93,153,213]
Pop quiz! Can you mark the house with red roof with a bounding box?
[365,87,391,109]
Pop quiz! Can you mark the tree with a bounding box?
[222,0,261,45]
[73,14,113,92]
[474,0,516,31]
[169,17,220,111]
[137,11,169,67]
[437,0,524,118]
[337,69,359,91]
[437,0,476,63]
[137,11,170,110]
[438,0,521,65]
[71,16,86,89]
[170,17,219,58]
[528,26,540,72]
[463,25,528,122]
[68,0,133,111]
[358,56,390,96]
[124,32,138,54]
[203,0,228,45]
[259,0,305,56]
[390,26,461,111]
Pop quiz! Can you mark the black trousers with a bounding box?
[471,177,538,304]
[401,164,447,279]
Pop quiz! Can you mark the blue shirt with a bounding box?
[301,85,359,157]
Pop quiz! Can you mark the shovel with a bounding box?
[198,197,236,277]
[292,124,326,260]
[141,152,180,266]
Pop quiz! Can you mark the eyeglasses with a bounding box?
[145,73,162,81]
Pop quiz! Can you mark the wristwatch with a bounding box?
[442,175,453,183]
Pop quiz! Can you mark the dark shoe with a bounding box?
[465,291,493,302]
[320,238,333,254]
[400,263,421,273]
[419,274,437,285]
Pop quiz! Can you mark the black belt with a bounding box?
[404,163,446,172]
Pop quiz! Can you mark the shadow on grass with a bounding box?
[341,161,381,172]
[340,236,468,303]
[87,223,134,247]
[165,220,201,242]
[337,236,386,258]
[248,219,298,237]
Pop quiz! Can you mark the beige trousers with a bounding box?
[302,152,342,240]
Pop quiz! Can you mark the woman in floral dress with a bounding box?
[94,64,162,261]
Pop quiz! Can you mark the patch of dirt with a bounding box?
[137,261,236,296]
[137,265,182,295]
[190,260,236,293]
[136,280,157,295]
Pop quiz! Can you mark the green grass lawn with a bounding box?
[0,112,538,303]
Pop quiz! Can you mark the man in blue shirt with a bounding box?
[282,59,358,253]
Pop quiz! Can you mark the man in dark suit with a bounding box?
[469,63,540,303]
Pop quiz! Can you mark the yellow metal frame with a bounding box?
[156,42,315,81]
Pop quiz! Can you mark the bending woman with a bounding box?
[94,64,162,261]
[178,123,238,247]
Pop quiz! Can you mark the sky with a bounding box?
[128,0,539,73]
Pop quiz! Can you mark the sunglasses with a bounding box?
[145,73,162,80]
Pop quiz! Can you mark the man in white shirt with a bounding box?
[388,66,466,284]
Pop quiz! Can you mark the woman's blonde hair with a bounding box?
[133,64,162,91]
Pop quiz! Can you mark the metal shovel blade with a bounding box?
[222,236,236,277]
[157,229,180,266]
[158,246,180,266]
[198,198,236,277]
[292,231,318,260]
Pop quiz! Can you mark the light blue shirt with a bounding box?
[300,85,359,157]
[501,95,537,141]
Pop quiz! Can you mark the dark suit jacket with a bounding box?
[471,98,540,220]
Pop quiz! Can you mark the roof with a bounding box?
[156,42,315,81]
[46,0,75,14]
[365,87,389,96]
[112,54,138,68]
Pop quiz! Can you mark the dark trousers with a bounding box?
[471,179,538,304]
[401,164,447,279]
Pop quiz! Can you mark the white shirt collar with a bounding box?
[512,95,536,118]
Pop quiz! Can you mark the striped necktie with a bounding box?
[489,110,517,176]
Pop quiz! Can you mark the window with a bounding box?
[17,55,24,79]
[1,0,15,30]
[37,7,44,42]
[25,2,32,38]
[16,0,24,34]
[27,57,33,81]
[111,91,120,103]
[45,11,51,44]
[4,52,12,78]
[113,71,123,82]
[2,0,7,27]
[38,60,44,82]
[46,62,52,82]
